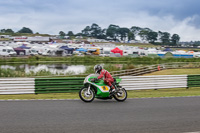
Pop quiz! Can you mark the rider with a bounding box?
[91,65,116,93]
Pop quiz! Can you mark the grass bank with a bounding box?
[1,56,200,64]
[143,68,200,75]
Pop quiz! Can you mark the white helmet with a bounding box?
[94,65,102,74]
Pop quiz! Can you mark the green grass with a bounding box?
[128,87,200,98]
[143,68,200,75]
[2,56,200,64]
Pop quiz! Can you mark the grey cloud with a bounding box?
[0,0,200,41]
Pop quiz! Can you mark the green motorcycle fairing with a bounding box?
[85,76,121,98]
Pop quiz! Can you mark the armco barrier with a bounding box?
[187,75,200,87]
[0,78,35,94]
[120,75,187,90]
[35,77,84,94]
[0,75,199,95]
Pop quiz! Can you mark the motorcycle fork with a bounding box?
[87,84,91,95]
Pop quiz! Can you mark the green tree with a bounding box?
[5,29,14,33]
[98,28,107,39]
[0,29,14,33]
[130,26,142,40]
[0,29,6,33]
[82,26,91,37]
[90,23,102,38]
[106,24,120,41]
[138,28,152,41]
[171,34,180,46]
[18,27,33,33]
[158,31,171,45]
[147,31,158,43]
[67,31,74,36]
[118,27,130,41]
[59,31,66,36]
[128,31,135,41]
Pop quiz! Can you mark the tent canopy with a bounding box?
[88,49,96,52]
[14,48,26,55]
[60,46,74,51]
[14,48,25,51]
[111,47,123,56]
[19,45,30,49]
[76,48,87,52]
[163,48,173,52]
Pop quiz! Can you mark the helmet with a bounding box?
[94,65,102,74]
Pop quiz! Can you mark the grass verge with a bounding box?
[143,68,200,75]
[127,87,200,98]
[0,87,200,100]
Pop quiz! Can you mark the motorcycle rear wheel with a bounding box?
[79,87,95,102]
[113,88,127,102]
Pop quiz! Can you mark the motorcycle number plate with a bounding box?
[101,86,109,91]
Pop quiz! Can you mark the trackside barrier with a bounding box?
[187,75,200,87]
[35,77,84,94]
[0,75,199,95]
[119,75,187,90]
[0,78,35,94]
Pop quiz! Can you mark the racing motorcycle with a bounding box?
[79,74,127,102]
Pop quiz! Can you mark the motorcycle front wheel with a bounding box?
[79,87,95,102]
[113,88,127,102]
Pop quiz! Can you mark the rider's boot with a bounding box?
[109,85,116,95]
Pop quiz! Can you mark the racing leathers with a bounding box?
[97,69,115,90]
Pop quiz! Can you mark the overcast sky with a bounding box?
[0,0,200,41]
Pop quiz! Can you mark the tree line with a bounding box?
[0,27,33,34]
[1,24,180,45]
[60,23,180,46]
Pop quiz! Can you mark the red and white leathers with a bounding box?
[97,69,115,89]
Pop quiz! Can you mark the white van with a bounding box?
[24,49,39,56]
[0,46,17,56]
[99,47,112,57]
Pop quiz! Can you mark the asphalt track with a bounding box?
[0,97,200,133]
